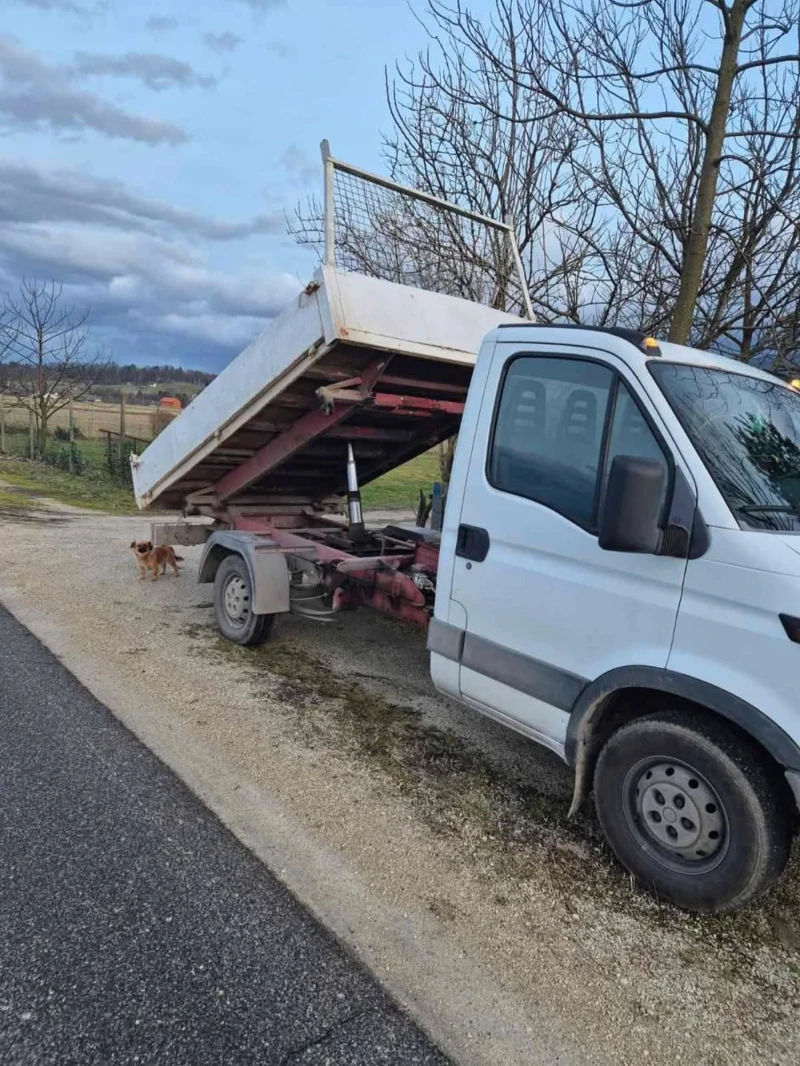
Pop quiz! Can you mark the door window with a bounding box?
[488,356,615,528]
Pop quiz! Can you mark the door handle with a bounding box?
[456,524,490,563]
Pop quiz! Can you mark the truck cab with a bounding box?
[431,324,800,913]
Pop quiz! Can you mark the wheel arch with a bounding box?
[198,541,237,584]
[565,666,800,817]
[198,531,290,615]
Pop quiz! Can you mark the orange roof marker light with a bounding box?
[642,336,661,354]
[789,379,800,391]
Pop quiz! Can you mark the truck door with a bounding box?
[451,345,690,753]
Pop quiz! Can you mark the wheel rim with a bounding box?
[223,574,251,629]
[623,758,729,874]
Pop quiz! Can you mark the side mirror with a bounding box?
[599,456,665,554]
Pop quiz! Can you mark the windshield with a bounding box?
[651,362,800,532]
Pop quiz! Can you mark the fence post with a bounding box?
[68,398,75,474]
[431,481,444,531]
[0,392,5,454]
[119,394,126,463]
[29,407,35,460]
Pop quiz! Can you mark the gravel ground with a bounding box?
[1,489,799,1066]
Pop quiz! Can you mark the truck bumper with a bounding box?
[787,770,800,814]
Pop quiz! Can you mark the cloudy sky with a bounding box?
[0,0,441,371]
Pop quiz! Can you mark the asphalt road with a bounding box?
[0,605,449,1066]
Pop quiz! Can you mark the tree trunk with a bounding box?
[668,0,749,345]
[69,399,75,474]
[38,409,48,458]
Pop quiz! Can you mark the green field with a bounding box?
[0,458,139,513]
[2,431,111,471]
[0,435,443,516]
[362,450,441,510]
[0,432,139,513]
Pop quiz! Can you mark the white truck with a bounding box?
[134,145,800,914]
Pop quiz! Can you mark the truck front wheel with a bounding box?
[213,555,275,646]
[593,710,792,913]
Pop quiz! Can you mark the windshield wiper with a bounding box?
[738,504,800,514]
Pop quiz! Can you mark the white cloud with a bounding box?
[72,51,216,92]
[0,35,61,85]
[203,33,243,55]
[238,0,287,10]
[0,88,188,143]
[12,0,89,11]
[0,224,196,280]
[145,16,178,33]
[0,36,188,143]
[0,158,284,239]
[279,144,317,187]
[0,219,301,363]
[0,18,301,367]
[152,311,278,348]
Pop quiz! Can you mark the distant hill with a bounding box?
[90,365,216,408]
[91,364,216,388]
[1,361,217,410]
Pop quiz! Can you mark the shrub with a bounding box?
[43,443,85,475]
[105,435,135,486]
[53,425,85,441]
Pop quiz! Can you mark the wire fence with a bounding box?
[0,397,173,441]
[1,418,149,487]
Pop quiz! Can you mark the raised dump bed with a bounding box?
[132,144,531,515]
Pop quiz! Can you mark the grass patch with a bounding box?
[3,432,108,469]
[0,489,36,508]
[0,457,137,513]
[3,425,443,515]
[1,431,138,512]
[362,450,441,511]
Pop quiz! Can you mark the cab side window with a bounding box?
[488,357,669,530]
[488,356,615,529]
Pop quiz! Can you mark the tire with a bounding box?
[593,710,792,913]
[213,555,275,647]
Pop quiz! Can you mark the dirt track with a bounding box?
[1,490,799,1066]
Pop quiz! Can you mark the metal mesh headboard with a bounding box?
[321,141,533,319]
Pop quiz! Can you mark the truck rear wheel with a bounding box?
[593,710,792,913]
[213,555,275,647]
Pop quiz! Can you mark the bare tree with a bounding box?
[293,2,800,363]
[0,301,14,374]
[425,0,800,350]
[0,280,109,456]
[290,19,618,323]
[383,2,654,327]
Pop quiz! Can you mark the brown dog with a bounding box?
[130,539,184,581]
